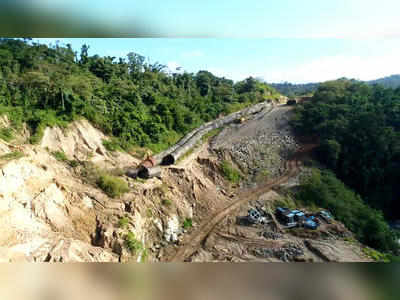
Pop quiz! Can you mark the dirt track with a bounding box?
[168,159,301,262]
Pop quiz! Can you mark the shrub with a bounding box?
[118,217,129,229]
[0,151,24,161]
[201,128,222,142]
[124,231,143,254]
[68,160,79,168]
[362,247,390,262]
[273,196,297,210]
[96,173,129,198]
[103,138,123,152]
[161,199,172,206]
[51,150,68,162]
[0,127,13,142]
[221,160,241,184]
[296,168,398,253]
[183,218,193,229]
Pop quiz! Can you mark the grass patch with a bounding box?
[176,147,196,164]
[129,146,149,160]
[146,208,153,217]
[147,130,183,154]
[161,199,172,207]
[80,162,129,198]
[201,128,222,142]
[124,231,143,254]
[118,217,130,229]
[51,150,79,168]
[0,127,14,142]
[51,150,68,162]
[140,248,149,262]
[97,173,129,198]
[296,168,398,253]
[135,177,146,183]
[273,196,297,210]
[183,218,193,229]
[362,247,390,262]
[255,169,269,182]
[0,151,24,161]
[220,160,242,184]
[68,160,79,168]
[102,138,124,152]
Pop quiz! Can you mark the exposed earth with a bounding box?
[0,104,373,262]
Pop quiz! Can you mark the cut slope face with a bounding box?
[0,149,118,262]
[40,119,108,161]
[40,119,140,168]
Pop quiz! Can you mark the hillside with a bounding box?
[0,38,398,262]
[269,82,319,97]
[291,79,400,253]
[271,74,400,96]
[0,38,281,155]
[368,74,400,89]
[0,99,381,262]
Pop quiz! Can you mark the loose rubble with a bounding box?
[253,242,304,262]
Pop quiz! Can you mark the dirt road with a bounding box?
[168,159,301,262]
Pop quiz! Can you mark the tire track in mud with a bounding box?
[168,159,301,262]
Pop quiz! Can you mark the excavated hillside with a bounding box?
[0,104,373,262]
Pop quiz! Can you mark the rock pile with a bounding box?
[262,231,283,240]
[254,242,304,262]
[230,131,299,180]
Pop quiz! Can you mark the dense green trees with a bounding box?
[0,38,280,152]
[292,80,400,222]
[270,81,319,97]
[297,169,398,252]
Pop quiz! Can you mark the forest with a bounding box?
[0,38,280,153]
[272,75,400,97]
[292,79,400,251]
[270,81,319,97]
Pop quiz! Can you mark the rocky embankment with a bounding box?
[0,115,232,262]
[212,105,300,184]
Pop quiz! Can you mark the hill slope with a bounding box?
[0,38,281,154]
[270,74,400,96]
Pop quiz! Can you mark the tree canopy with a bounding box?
[0,38,280,152]
[292,79,400,221]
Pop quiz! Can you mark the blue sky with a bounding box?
[37,38,400,83]
[32,0,400,38]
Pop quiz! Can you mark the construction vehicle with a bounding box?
[318,210,333,224]
[275,207,320,230]
[235,116,247,124]
[303,216,319,230]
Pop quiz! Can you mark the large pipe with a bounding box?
[125,101,272,180]
[137,166,162,179]
[126,168,139,179]
[160,101,272,165]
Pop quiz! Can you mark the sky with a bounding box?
[37,38,400,84]
[30,0,400,38]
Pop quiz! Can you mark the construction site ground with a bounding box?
[162,104,372,262]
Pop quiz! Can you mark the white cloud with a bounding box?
[166,61,184,73]
[207,67,253,82]
[262,52,400,83]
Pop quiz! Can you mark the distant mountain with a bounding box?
[367,74,400,89]
[269,82,319,97]
[270,74,400,96]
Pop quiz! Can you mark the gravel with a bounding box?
[253,242,304,262]
[213,106,300,184]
